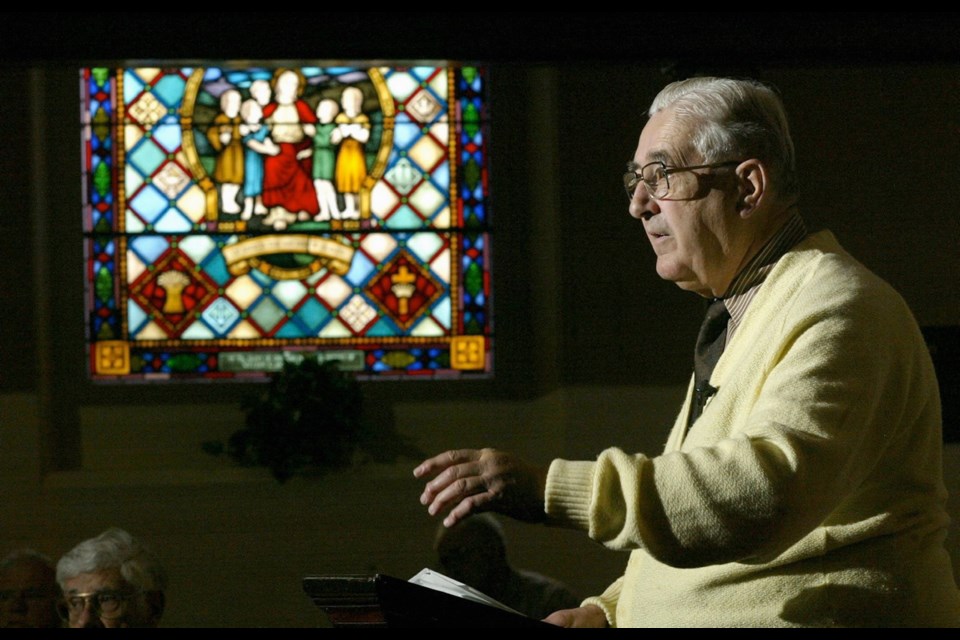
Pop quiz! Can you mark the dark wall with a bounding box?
[3,13,958,66]
[0,66,37,391]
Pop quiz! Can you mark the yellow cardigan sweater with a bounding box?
[545,230,960,627]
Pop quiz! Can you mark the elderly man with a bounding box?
[0,549,61,628]
[414,76,960,627]
[56,528,166,628]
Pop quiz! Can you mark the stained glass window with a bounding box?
[81,63,492,381]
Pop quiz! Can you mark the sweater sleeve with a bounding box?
[580,575,623,628]
[546,251,941,569]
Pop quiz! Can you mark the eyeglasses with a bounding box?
[623,160,742,200]
[56,590,134,621]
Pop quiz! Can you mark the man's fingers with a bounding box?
[412,448,481,479]
[542,610,572,627]
[442,492,492,528]
[426,474,488,516]
[415,447,542,524]
[418,458,483,505]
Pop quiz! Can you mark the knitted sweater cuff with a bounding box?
[544,458,596,530]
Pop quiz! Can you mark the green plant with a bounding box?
[202,357,422,482]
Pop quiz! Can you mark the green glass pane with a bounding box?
[93,159,111,197]
[463,102,480,139]
[462,67,477,84]
[93,105,111,143]
[464,318,481,334]
[463,157,480,192]
[96,323,115,340]
[129,354,145,373]
[94,217,111,234]
[92,67,109,87]
[168,353,202,373]
[463,206,480,229]
[94,266,112,304]
[464,262,482,298]
[383,351,416,369]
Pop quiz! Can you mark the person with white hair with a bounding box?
[416,76,960,627]
[56,528,166,628]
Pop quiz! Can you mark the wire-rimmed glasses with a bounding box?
[56,590,136,622]
[623,160,742,200]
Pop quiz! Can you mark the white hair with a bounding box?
[649,76,798,198]
[56,528,166,593]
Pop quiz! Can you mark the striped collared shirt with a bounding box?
[721,213,808,342]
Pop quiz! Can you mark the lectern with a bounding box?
[302,573,554,628]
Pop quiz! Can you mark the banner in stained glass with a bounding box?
[81,64,492,381]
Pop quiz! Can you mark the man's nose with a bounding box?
[628,181,659,220]
[74,602,103,628]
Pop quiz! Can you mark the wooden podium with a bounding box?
[302,573,555,628]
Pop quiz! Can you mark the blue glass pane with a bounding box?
[430,161,450,191]
[152,120,182,153]
[385,205,424,229]
[127,185,168,225]
[122,70,146,104]
[366,317,400,337]
[344,251,375,288]
[154,209,193,233]
[129,235,169,263]
[153,74,187,108]
[128,139,167,177]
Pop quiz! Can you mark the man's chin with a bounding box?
[655,262,688,287]
[656,267,707,295]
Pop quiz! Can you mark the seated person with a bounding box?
[56,527,166,628]
[434,513,581,620]
[0,548,61,628]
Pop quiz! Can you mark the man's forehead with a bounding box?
[634,108,694,165]
[62,568,128,593]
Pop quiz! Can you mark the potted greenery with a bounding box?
[202,356,422,482]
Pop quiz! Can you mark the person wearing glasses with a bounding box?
[414,76,960,627]
[0,549,61,628]
[55,528,166,628]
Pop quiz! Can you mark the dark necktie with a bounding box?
[687,297,730,430]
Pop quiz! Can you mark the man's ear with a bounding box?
[736,159,767,218]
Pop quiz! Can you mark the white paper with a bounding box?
[408,568,526,616]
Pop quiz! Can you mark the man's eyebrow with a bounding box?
[647,149,671,164]
[627,150,671,171]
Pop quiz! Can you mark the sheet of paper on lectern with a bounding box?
[408,568,526,617]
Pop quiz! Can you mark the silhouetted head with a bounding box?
[0,549,61,628]
[434,514,509,594]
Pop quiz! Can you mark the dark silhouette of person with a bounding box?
[434,513,581,620]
